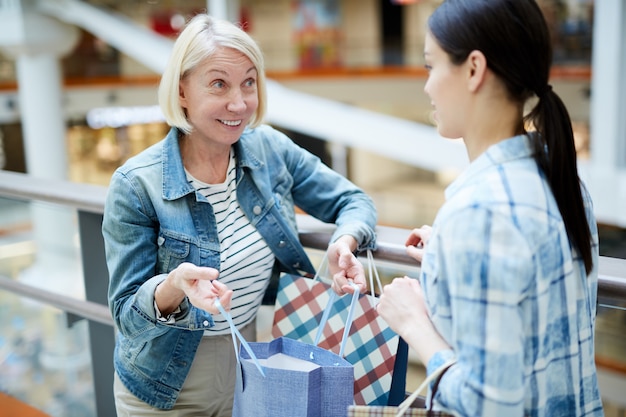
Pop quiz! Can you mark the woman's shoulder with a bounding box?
[116,127,180,175]
[115,140,164,176]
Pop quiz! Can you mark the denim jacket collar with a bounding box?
[161,127,263,201]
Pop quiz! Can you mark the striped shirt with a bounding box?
[423,134,603,417]
[186,150,275,336]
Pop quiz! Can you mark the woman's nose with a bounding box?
[227,89,246,112]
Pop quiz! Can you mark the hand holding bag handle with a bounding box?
[313,249,381,356]
[313,249,383,299]
[272,250,405,406]
[214,299,266,377]
[313,250,409,407]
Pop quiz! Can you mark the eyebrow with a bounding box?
[208,66,257,76]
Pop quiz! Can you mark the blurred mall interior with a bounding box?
[0,0,625,416]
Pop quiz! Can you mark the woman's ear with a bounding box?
[178,81,188,109]
[466,50,488,93]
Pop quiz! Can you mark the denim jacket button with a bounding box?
[253,205,262,215]
[293,262,300,269]
[203,320,209,327]
[278,240,286,248]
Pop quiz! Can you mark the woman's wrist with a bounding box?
[332,234,359,253]
[154,274,185,316]
[404,319,450,365]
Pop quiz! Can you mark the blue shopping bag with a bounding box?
[232,337,354,417]
[215,299,354,417]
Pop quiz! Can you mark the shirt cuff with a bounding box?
[154,299,181,324]
[426,349,456,382]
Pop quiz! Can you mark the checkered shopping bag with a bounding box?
[347,408,453,417]
[272,251,407,406]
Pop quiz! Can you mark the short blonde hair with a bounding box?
[158,14,267,133]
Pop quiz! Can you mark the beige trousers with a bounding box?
[114,320,256,417]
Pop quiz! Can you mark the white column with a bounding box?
[16,53,79,266]
[208,0,240,22]
[0,6,82,295]
[16,54,68,181]
[585,0,626,226]
[208,0,228,20]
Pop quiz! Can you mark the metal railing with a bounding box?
[1,169,624,297]
[0,169,625,416]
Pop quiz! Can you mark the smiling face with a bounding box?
[423,32,469,140]
[178,47,259,147]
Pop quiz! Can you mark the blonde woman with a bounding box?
[103,14,376,416]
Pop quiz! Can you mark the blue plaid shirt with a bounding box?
[422,134,604,417]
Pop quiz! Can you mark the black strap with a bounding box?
[387,336,409,406]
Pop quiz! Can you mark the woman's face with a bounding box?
[179,47,259,146]
[423,32,469,140]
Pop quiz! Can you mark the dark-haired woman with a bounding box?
[377,1,603,416]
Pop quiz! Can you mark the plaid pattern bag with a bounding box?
[272,252,406,406]
[347,358,457,417]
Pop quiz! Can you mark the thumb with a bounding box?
[406,245,424,262]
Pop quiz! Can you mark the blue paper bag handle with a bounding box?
[314,281,360,357]
[214,299,266,377]
[313,250,381,357]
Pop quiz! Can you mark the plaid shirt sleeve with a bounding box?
[427,206,535,416]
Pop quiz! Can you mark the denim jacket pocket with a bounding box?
[157,231,191,272]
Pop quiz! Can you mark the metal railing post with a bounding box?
[78,210,116,417]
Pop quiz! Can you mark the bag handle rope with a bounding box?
[313,249,379,357]
[214,299,266,377]
[395,358,457,416]
[313,281,360,356]
[366,249,384,301]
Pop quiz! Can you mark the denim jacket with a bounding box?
[102,125,377,409]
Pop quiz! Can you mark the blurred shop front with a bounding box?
[0,0,596,189]
[67,107,168,185]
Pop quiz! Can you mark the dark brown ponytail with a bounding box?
[526,88,593,274]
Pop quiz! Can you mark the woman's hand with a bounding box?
[185,278,233,315]
[377,276,449,364]
[405,225,432,262]
[377,276,428,337]
[156,262,233,315]
[327,235,367,295]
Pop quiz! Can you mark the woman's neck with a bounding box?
[463,100,524,162]
[180,135,232,184]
